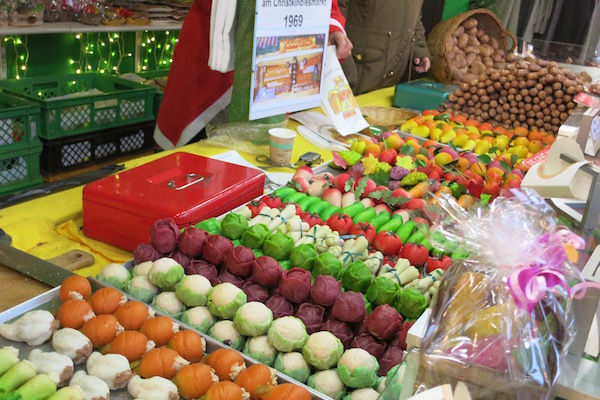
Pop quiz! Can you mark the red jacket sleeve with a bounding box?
[330,0,345,34]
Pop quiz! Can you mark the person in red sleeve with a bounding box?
[154,0,351,150]
[330,0,353,60]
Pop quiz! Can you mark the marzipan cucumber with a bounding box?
[396,220,416,243]
[341,201,365,218]
[297,195,321,212]
[377,213,403,233]
[320,206,342,221]
[273,186,297,201]
[353,207,377,224]
[370,211,391,231]
[286,191,308,204]
[307,200,331,215]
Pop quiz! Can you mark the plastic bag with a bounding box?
[320,45,369,135]
[393,190,586,399]
[204,105,287,156]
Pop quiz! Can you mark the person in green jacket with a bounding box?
[339,0,431,95]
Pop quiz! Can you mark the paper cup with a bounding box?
[269,128,296,166]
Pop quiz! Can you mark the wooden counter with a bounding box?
[0,263,50,312]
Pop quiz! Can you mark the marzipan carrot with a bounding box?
[408,181,430,199]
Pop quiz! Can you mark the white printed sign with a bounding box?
[249,0,332,121]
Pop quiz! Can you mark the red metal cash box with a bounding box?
[83,152,266,252]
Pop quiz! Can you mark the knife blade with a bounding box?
[0,242,74,288]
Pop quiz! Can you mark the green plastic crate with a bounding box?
[0,73,156,140]
[0,92,41,155]
[0,140,43,196]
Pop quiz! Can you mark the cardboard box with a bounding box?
[82,152,266,251]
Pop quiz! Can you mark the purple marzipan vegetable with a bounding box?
[295,303,325,334]
[133,243,162,265]
[217,270,245,288]
[352,316,369,336]
[351,333,386,360]
[278,268,312,304]
[150,218,180,253]
[178,226,209,258]
[202,234,234,266]
[265,294,294,319]
[169,250,192,268]
[331,291,366,323]
[365,304,402,341]
[252,256,283,288]
[310,275,342,307]
[223,245,255,277]
[242,280,270,303]
[378,345,404,376]
[321,319,354,349]
[392,320,415,350]
[184,260,219,286]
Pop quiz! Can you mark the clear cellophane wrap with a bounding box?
[401,190,585,400]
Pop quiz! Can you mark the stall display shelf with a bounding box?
[0,20,182,35]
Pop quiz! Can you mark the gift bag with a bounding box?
[320,45,369,136]
[391,190,590,399]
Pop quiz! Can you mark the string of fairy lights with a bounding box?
[4,35,29,80]
[138,30,176,71]
[72,30,177,74]
[2,29,177,79]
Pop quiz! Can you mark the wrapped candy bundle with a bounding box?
[395,191,592,399]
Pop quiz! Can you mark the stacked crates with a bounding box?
[0,93,43,196]
[0,73,157,178]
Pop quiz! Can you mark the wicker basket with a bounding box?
[427,8,516,84]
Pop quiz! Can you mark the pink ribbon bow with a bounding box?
[508,229,600,312]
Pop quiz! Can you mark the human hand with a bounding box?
[329,31,353,60]
[414,57,431,73]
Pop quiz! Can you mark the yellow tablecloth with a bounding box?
[0,87,395,277]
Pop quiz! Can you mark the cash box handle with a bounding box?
[168,173,204,190]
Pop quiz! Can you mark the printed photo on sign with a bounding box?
[253,34,325,105]
[249,0,331,120]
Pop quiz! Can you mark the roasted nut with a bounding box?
[463,18,478,30]
[453,25,465,37]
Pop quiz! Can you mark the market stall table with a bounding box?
[0,87,395,311]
